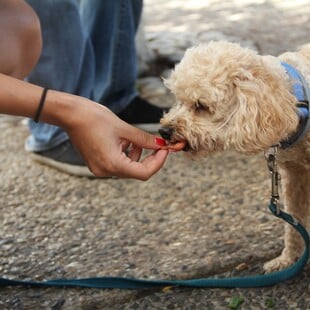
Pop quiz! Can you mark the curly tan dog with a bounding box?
[159,41,310,272]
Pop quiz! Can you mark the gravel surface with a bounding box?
[0,1,309,309]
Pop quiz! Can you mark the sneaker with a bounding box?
[30,140,94,177]
[117,96,168,132]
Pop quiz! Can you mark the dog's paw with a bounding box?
[263,254,296,273]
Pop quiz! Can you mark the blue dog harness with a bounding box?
[279,62,310,149]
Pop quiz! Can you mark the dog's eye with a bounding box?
[195,100,209,113]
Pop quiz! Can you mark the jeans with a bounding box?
[25,0,142,151]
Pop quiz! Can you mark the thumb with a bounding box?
[121,123,166,150]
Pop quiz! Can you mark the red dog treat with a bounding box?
[161,140,187,151]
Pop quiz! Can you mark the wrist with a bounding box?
[40,90,80,129]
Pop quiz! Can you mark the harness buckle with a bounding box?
[265,147,281,214]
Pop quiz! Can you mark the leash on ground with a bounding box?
[0,200,309,289]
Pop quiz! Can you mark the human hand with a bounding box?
[0,78,168,180]
[62,98,169,179]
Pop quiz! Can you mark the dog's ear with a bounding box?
[226,76,299,154]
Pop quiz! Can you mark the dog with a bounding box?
[159,41,310,272]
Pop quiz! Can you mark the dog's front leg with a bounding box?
[264,164,309,272]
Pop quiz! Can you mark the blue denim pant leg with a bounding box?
[80,0,142,113]
[25,0,142,152]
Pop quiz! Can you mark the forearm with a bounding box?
[0,73,86,129]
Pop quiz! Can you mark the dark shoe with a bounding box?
[30,140,93,177]
[117,96,168,132]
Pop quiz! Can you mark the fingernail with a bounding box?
[155,137,167,146]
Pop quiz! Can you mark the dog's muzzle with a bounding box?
[159,127,173,140]
[159,126,191,152]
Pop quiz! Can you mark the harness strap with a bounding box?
[0,202,308,289]
[281,62,308,102]
[280,62,310,149]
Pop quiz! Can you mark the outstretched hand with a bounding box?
[64,99,169,179]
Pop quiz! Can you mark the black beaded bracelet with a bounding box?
[34,87,49,123]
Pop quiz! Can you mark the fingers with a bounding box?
[89,148,168,180]
[139,149,169,178]
[115,149,169,180]
[127,144,142,162]
[120,122,165,150]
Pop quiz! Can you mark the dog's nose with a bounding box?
[159,127,173,140]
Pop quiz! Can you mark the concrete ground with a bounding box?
[0,1,309,309]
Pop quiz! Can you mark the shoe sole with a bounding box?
[30,153,94,177]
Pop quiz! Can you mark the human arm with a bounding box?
[0,73,169,179]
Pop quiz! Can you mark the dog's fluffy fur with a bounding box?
[160,41,310,272]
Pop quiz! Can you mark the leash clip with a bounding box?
[265,147,281,214]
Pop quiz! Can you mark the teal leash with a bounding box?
[0,201,309,289]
